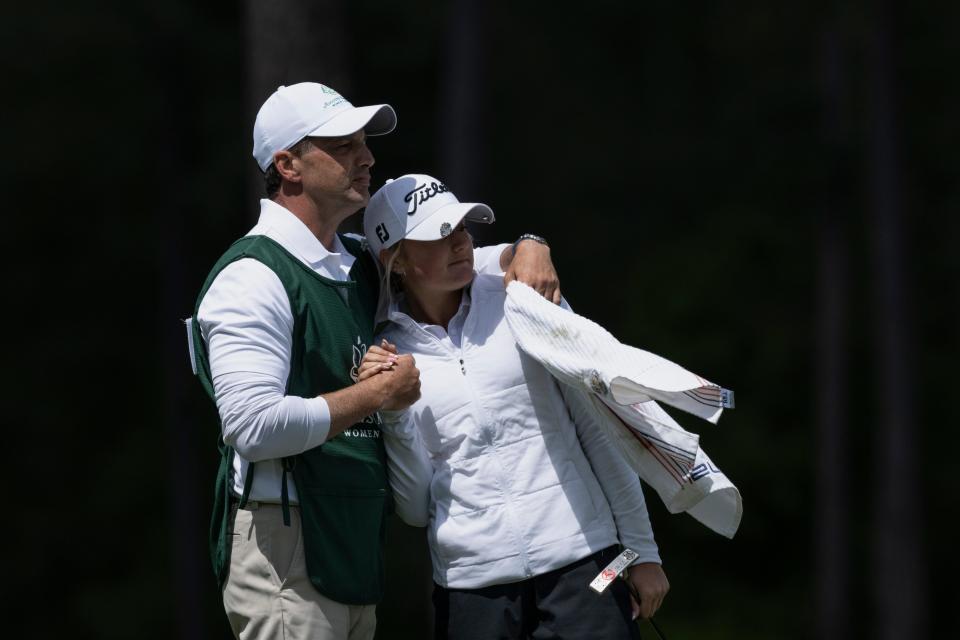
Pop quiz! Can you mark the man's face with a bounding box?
[294,130,375,210]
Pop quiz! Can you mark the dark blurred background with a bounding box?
[7,0,957,637]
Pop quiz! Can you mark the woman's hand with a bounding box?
[357,339,400,381]
[626,563,669,620]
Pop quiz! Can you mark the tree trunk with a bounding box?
[868,2,927,637]
[438,0,489,243]
[814,25,850,640]
[150,28,205,640]
[244,0,351,222]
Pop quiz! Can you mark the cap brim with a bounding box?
[307,104,397,138]
[405,202,495,242]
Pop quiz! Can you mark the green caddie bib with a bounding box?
[190,233,390,605]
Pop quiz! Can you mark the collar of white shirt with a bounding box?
[248,198,357,281]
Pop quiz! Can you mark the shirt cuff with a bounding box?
[629,552,663,566]
[474,243,510,276]
[304,396,332,447]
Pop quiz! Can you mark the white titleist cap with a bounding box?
[363,174,495,256]
[252,82,397,171]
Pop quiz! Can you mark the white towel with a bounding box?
[586,397,743,538]
[504,281,734,423]
[504,281,743,538]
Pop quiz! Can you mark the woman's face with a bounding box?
[395,222,475,297]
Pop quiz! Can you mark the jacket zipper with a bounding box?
[391,306,534,578]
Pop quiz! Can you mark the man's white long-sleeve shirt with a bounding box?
[196,199,505,503]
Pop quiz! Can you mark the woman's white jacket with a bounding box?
[377,274,660,590]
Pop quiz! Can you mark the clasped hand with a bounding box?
[358,339,421,411]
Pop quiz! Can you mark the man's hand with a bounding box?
[376,354,421,411]
[626,563,669,621]
[502,239,561,304]
[324,344,420,438]
[357,340,421,410]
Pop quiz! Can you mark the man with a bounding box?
[187,82,560,640]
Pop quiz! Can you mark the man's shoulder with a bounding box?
[231,233,287,257]
[210,253,281,284]
[217,235,315,281]
[196,257,289,329]
[198,236,293,301]
[206,234,279,269]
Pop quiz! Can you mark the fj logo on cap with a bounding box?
[404,182,449,215]
[375,223,390,243]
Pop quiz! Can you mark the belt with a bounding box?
[229,495,299,511]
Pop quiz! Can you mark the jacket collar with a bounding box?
[384,281,474,342]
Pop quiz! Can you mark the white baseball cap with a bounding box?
[363,174,495,256]
[252,82,397,171]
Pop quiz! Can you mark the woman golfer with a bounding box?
[358,174,669,639]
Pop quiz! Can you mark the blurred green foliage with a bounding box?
[6,0,957,638]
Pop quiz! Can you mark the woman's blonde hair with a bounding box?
[376,241,406,318]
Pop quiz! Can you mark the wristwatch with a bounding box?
[512,233,548,252]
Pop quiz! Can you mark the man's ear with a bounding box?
[273,150,301,183]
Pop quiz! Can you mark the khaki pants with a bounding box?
[223,503,377,640]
